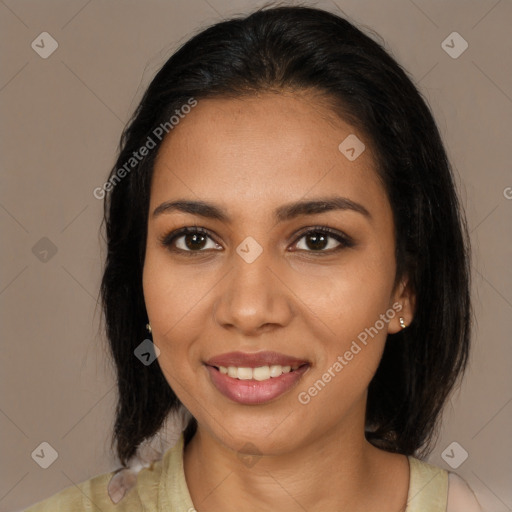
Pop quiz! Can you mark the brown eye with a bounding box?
[293,227,354,253]
[301,232,330,251]
[160,225,353,257]
[160,227,222,254]
[181,232,208,250]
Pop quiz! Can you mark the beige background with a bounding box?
[1,0,511,511]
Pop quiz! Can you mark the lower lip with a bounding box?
[205,364,310,405]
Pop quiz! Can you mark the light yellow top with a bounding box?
[25,434,451,511]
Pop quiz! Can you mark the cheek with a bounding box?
[142,248,219,381]
[142,251,191,368]
[142,239,213,330]
[291,246,395,401]
[295,282,392,417]
[290,244,396,340]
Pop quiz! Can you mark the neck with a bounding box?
[182,408,409,511]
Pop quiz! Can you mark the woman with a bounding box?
[26,5,482,511]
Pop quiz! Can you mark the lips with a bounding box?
[205,351,309,368]
[204,351,311,405]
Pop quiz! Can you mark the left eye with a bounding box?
[294,229,350,252]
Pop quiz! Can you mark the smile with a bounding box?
[204,351,310,405]
[217,364,301,381]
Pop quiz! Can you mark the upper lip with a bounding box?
[205,351,309,368]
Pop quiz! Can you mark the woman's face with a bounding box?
[143,91,413,455]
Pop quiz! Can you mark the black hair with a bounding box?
[100,4,471,466]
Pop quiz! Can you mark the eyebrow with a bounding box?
[152,196,372,223]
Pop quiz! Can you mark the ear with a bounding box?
[387,276,416,334]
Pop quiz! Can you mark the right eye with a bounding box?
[159,226,223,255]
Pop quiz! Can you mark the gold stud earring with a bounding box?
[146,323,152,334]
[399,317,407,329]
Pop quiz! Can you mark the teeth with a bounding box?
[217,364,299,381]
[253,366,270,381]
[270,364,285,377]
[237,367,253,380]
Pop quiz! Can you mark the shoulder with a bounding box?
[406,456,449,511]
[446,472,483,512]
[406,457,483,512]
[24,471,117,512]
[23,460,164,512]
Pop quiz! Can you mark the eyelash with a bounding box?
[158,225,354,257]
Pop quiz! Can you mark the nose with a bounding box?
[213,245,294,337]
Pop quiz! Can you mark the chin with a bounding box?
[200,411,305,456]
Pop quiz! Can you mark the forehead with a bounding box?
[150,92,388,219]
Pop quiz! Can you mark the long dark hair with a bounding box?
[100,4,471,466]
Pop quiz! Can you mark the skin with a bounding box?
[142,90,416,511]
